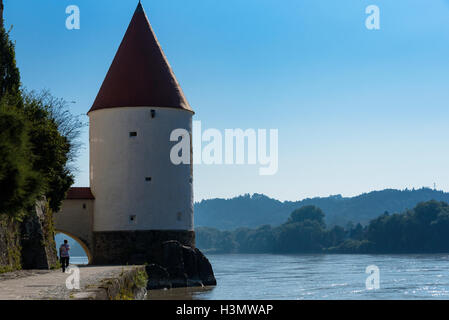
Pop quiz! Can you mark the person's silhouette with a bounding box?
[59,240,70,273]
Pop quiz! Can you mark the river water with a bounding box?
[147,254,449,300]
[72,254,449,299]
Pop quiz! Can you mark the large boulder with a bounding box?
[145,264,172,290]
[195,248,217,286]
[145,240,216,289]
[160,240,188,288]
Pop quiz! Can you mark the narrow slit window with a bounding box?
[129,132,137,137]
[82,203,86,209]
[151,110,155,118]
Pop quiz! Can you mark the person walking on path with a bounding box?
[59,240,70,273]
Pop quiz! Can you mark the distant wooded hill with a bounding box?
[194,188,449,229]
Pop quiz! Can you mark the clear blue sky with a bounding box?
[4,0,449,201]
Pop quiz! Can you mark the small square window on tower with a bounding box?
[145,177,152,182]
[129,215,137,224]
[129,131,137,137]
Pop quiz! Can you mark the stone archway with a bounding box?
[54,197,94,264]
[55,230,93,264]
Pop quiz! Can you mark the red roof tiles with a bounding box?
[66,187,95,200]
[88,3,192,114]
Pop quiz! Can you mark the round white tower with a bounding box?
[88,3,194,264]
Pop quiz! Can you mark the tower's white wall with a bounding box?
[89,107,193,231]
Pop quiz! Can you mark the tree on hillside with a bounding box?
[363,200,449,253]
[348,222,364,240]
[288,205,326,228]
[196,201,449,254]
[274,219,325,253]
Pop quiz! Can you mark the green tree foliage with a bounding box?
[364,200,449,253]
[348,222,364,240]
[22,92,75,212]
[288,205,326,227]
[195,227,238,253]
[0,102,41,217]
[196,205,330,253]
[0,5,38,217]
[324,225,346,248]
[0,6,84,217]
[274,220,325,253]
[236,225,276,253]
[196,201,449,254]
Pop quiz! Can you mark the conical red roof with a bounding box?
[89,3,192,113]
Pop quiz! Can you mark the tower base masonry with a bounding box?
[92,230,195,265]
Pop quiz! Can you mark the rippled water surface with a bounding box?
[147,254,449,300]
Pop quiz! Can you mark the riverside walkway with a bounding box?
[0,265,137,300]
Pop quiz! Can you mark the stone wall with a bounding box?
[0,216,22,273]
[65,266,148,300]
[92,230,195,265]
[0,200,59,273]
[92,231,216,289]
[20,200,58,269]
[96,266,148,300]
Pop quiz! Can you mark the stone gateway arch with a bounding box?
[54,188,94,263]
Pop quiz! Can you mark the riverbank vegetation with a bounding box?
[195,188,449,230]
[196,200,449,254]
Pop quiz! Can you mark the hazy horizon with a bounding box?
[194,186,449,203]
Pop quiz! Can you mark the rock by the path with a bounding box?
[146,241,216,290]
[194,248,217,286]
[145,264,172,290]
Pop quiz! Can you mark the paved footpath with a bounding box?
[0,265,136,300]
